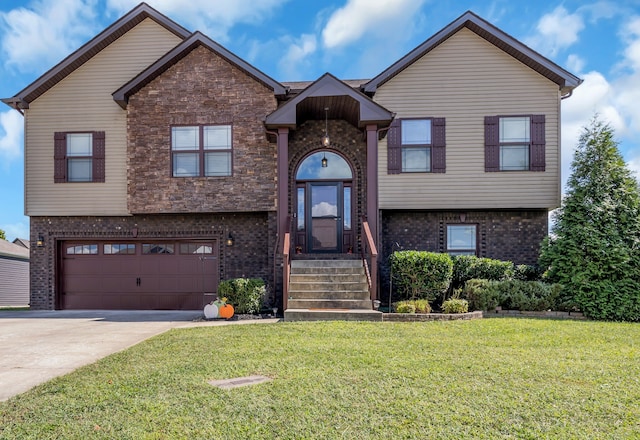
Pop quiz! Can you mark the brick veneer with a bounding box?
[127,45,278,214]
[287,119,368,251]
[30,213,276,310]
[379,209,548,296]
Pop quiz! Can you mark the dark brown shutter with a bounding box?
[92,131,106,182]
[530,115,545,171]
[387,119,402,174]
[431,117,446,173]
[54,132,67,183]
[484,116,499,172]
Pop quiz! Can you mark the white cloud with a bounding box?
[566,54,585,73]
[322,0,426,49]
[278,34,317,80]
[107,0,289,41]
[0,110,23,162]
[525,6,584,57]
[627,156,640,180]
[0,0,99,73]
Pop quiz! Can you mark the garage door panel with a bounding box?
[61,240,219,310]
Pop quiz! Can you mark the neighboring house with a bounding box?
[2,3,581,311]
[0,239,29,307]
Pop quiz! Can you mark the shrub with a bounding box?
[452,256,514,289]
[461,279,500,311]
[393,299,431,314]
[217,278,266,314]
[514,264,542,281]
[497,280,556,311]
[395,302,416,314]
[390,251,453,302]
[442,298,469,314]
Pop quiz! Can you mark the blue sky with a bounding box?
[1,0,639,241]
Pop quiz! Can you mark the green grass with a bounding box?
[0,307,30,311]
[1,319,639,439]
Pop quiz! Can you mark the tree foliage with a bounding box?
[0,229,5,241]
[539,116,640,321]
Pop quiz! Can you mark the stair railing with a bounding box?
[361,217,378,302]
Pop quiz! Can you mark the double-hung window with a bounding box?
[446,224,477,256]
[54,131,105,183]
[484,115,545,172]
[171,125,232,177]
[387,117,446,174]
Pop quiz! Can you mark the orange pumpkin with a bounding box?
[219,304,234,319]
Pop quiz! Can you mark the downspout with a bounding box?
[560,90,573,100]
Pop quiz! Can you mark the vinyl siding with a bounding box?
[374,28,561,210]
[0,257,29,306]
[24,18,183,216]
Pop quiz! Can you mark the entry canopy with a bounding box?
[296,152,352,180]
[265,73,394,130]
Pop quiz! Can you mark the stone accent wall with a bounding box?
[127,45,278,214]
[30,213,276,310]
[287,119,367,251]
[379,209,548,295]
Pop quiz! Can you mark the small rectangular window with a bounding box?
[343,186,351,230]
[67,133,93,182]
[142,244,174,254]
[66,244,98,255]
[179,243,213,254]
[447,225,477,256]
[104,244,136,255]
[297,187,305,231]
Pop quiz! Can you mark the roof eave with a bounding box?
[6,2,191,107]
[113,31,287,108]
[364,10,582,94]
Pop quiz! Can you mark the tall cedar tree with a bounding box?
[539,117,640,321]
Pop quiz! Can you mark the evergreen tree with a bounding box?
[539,116,640,321]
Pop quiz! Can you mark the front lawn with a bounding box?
[1,319,638,439]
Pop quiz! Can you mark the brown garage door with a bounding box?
[60,240,219,310]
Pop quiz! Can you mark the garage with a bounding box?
[59,240,219,310]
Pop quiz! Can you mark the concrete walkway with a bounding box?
[0,310,279,402]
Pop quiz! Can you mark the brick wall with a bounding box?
[30,213,276,310]
[127,45,278,214]
[379,209,548,295]
[287,119,367,251]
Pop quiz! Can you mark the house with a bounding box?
[2,3,581,312]
[0,239,29,307]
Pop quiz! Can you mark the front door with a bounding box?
[309,182,342,252]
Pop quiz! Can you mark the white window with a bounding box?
[172,125,232,177]
[499,117,530,171]
[67,133,93,182]
[401,119,432,172]
[447,225,477,256]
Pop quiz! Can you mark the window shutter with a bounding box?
[484,116,499,172]
[93,131,106,182]
[530,115,545,171]
[54,132,67,183]
[431,117,446,173]
[387,119,402,174]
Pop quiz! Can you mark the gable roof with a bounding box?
[113,31,287,108]
[265,73,393,129]
[0,239,29,261]
[2,2,191,110]
[12,238,30,249]
[363,10,582,96]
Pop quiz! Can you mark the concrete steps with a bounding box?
[284,259,381,322]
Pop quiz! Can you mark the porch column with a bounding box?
[277,127,289,250]
[366,124,378,243]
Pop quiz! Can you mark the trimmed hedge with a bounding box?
[390,251,453,302]
[442,298,469,314]
[461,278,566,312]
[393,299,431,314]
[217,278,266,314]
[452,256,514,289]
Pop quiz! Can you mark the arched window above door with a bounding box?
[296,151,352,180]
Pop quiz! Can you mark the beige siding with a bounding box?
[25,19,183,216]
[0,257,29,306]
[375,28,561,210]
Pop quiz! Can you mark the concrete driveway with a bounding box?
[0,310,278,401]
